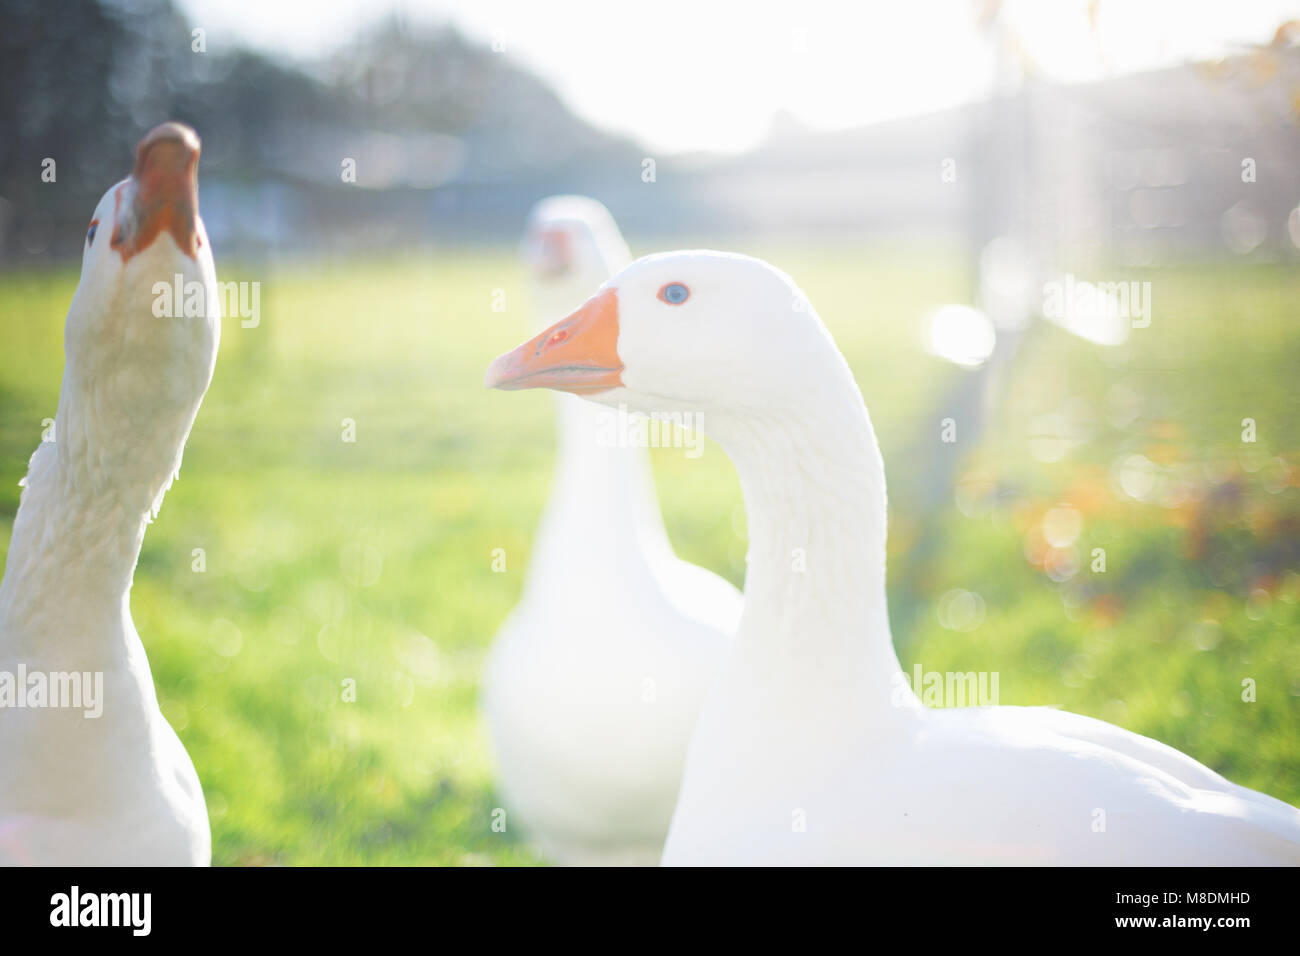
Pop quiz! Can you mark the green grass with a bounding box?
[0,245,1296,864]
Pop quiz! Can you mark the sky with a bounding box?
[178,0,1300,154]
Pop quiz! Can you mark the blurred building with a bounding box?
[2,0,1297,265]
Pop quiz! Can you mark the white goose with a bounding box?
[0,123,216,865]
[482,200,739,865]
[487,249,1300,865]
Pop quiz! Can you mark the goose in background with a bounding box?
[486,249,1300,866]
[0,123,216,865]
[482,200,739,865]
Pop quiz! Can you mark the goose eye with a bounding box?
[86,220,98,246]
[658,282,690,305]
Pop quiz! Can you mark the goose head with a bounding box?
[522,196,630,285]
[64,122,219,439]
[487,250,852,429]
[58,122,220,511]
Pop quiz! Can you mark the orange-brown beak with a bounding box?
[485,287,624,394]
[112,122,201,262]
[530,226,572,278]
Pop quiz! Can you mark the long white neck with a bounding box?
[709,375,918,722]
[0,368,188,667]
[533,387,670,561]
[523,272,673,595]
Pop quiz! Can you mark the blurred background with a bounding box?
[0,0,1298,863]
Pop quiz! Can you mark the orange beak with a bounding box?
[112,122,201,262]
[530,226,572,278]
[485,287,624,395]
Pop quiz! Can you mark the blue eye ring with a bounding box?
[658,282,690,305]
[86,219,98,246]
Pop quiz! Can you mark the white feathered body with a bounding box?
[664,693,1300,865]
[484,200,738,864]
[0,161,216,865]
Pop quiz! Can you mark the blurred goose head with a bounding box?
[522,195,630,284]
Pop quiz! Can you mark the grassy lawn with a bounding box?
[0,245,1296,864]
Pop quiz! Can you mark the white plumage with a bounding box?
[0,124,215,866]
[487,248,1300,866]
[482,200,739,865]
